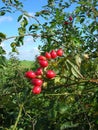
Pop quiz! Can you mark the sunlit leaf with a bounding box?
[60,122,79,130]
[0,32,6,39]
[0,11,5,16]
[67,59,83,78]
[75,54,81,67]
[17,15,23,22]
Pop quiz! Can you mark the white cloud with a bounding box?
[17,47,40,60]
[24,36,34,43]
[28,12,35,17]
[0,42,5,47]
[0,16,13,24]
[2,36,42,61]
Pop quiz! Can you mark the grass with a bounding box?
[20,60,35,69]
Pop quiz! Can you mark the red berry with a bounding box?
[45,52,51,59]
[56,48,63,56]
[69,16,73,21]
[25,71,36,79]
[35,68,43,75]
[32,86,42,94]
[32,78,43,86]
[64,21,69,25]
[39,60,48,68]
[46,70,56,79]
[50,50,57,59]
[37,55,46,61]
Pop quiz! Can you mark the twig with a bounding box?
[12,104,23,130]
[2,33,58,43]
[2,33,41,42]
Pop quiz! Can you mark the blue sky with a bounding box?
[0,0,48,61]
[0,0,76,61]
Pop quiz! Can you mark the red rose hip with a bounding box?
[45,52,51,59]
[56,48,63,56]
[35,68,43,75]
[25,71,36,79]
[69,16,73,21]
[50,50,57,59]
[64,21,69,25]
[46,70,56,79]
[32,78,43,86]
[39,60,48,68]
[32,86,42,94]
[37,55,46,61]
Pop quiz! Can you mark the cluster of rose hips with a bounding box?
[64,16,73,25]
[25,48,63,94]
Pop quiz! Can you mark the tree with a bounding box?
[0,0,98,129]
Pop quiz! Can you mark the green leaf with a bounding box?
[60,122,79,130]
[29,24,39,31]
[17,15,23,22]
[78,1,86,5]
[0,46,6,54]
[75,54,81,67]
[90,26,95,33]
[2,0,6,2]
[67,59,83,78]
[64,2,70,7]
[14,0,20,4]
[50,109,57,118]
[10,42,16,47]
[0,55,6,67]
[18,27,26,35]
[80,18,85,23]
[59,105,69,114]
[48,0,54,5]
[20,17,28,27]
[12,47,18,53]
[71,67,80,78]
[0,32,6,39]
[41,10,50,15]
[0,11,5,16]
[14,36,24,46]
[35,12,41,16]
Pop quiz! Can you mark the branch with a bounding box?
[48,78,98,92]
[2,33,41,42]
[2,33,58,43]
[12,104,23,130]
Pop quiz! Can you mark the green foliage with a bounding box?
[20,60,35,69]
[0,0,98,129]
